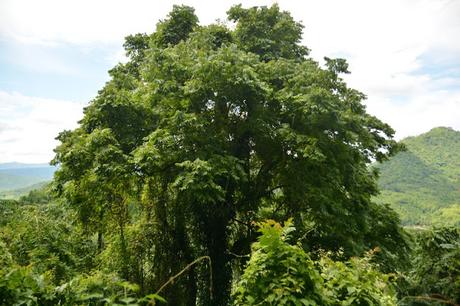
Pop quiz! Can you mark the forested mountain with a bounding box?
[375,127,460,226]
[0,163,55,192]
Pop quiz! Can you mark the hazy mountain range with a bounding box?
[0,163,55,193]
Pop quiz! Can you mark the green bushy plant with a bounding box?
[232,220,326,305]
[319,250,397,305]
[0,203,95,284]
[0,241,55,305]
[232,220,398,305]
[399,227,460,305]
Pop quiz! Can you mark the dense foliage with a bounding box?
[399,227,460,306]
[376,127,460,226]
[2,194,458,305]
[0,198,164,305]
[233,220,398,305]
[4,4,458,306]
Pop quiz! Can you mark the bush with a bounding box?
[400,227,460,305]
[319,250,397,305]
[232,220,398,305]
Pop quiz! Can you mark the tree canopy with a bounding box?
[51,4,408,305]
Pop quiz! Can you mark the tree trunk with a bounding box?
[119,220,129,279]
[207,213,231,306]
[97,230,104,252]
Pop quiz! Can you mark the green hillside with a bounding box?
[0,163,55,192]
[0,181,50,200]
[375,127,460,226]
[0,173,42,192]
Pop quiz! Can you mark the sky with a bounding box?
[0,0,459,163]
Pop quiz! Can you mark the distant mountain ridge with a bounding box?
[0,162,51,170]
[375,127,460,226]
[0,162,55,192]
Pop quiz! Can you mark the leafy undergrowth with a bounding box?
[232,220,398,305]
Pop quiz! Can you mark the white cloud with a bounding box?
[285,0,460,139]
[0,0,262,46]
[0,91,85,163]
[2,0,458,75]
[2,0,458,57]
[366,91,460,139]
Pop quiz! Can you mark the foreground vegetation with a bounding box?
[1,194,459,305]
[1,4,459,305]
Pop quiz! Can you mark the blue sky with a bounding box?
[0,40,116,101]
[0,0,459,163]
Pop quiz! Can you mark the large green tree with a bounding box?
[52,4,407,305]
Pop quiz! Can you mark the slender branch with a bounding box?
[155,256,213,300]
[297,227,315,244]
[231,217,253,228]
[227,250,251,258]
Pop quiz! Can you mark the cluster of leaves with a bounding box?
[53,271,164,306]
[0,197,165,305]
[0,260,161,306]
[399,227,460,306]
[0,247,56,306]
[232,220,398,305]
[320,256,397,305]
[0,201,94,284]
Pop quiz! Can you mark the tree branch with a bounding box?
[155,256,213,300]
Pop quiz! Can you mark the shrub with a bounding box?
[232,220,398,305]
